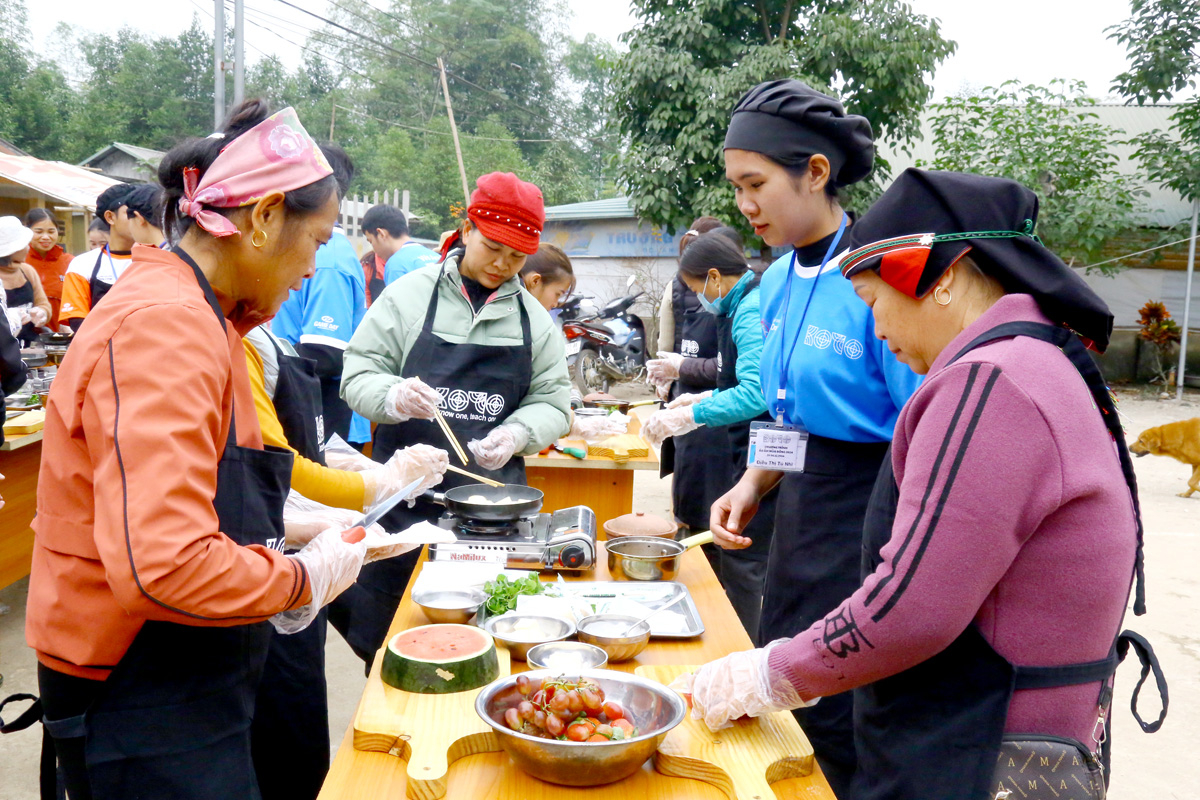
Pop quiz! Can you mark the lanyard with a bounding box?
[773,213,848,422]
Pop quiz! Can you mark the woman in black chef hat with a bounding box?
[710,80,923,792]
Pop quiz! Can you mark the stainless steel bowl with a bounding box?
[412,587,487,624]
[526,641,609,671]
[481,614,575,661]
[575,614,651,662]
[476,668,686,787]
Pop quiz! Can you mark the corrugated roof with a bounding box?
[79,142,166,169]
[544,196,635,221]
[0,154,121,209]
[877,104,1189,228]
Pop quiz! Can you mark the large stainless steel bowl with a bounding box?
[476,669,686,786]
[481,615,575,661]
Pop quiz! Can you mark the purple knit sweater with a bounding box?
[768,294,1137,745]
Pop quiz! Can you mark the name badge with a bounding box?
[748,421,809,472]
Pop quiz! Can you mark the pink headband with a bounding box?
[178,107,333,238]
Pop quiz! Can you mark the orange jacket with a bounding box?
[27,246,311,680]
[26,245,71,324]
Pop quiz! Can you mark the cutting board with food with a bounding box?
[3,409,45,436]
[353,623,510,800]
[635,664,815,800]
[588,433,650,462]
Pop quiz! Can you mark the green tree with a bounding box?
[0,0,77,159]
[919,81,1144,272]
[1109,0,1200,206]
[610,0,955,235]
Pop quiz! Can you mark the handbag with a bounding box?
[990,736,1104,800]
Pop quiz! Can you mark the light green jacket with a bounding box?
[340,255,572,454]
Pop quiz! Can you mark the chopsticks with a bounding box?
[446,463,504,487]
[433,408,469,465]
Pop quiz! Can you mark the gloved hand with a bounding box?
[29,307,48,327]
[384,377,442,422]
[655,381,672,401]
[468,423,529,471]
[322,433,378,472]
[0,470,5,513]
[272,525,368,634]
[667,391,712,409]
[641,406,701,447]
[646,351,684,384]
[569,413,627,441]
[282,490,387,549]
[669,640,818,731]
[361,444,449,507]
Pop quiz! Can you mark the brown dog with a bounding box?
[1130,418,1200,498]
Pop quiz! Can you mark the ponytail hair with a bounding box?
[678,227,748,279]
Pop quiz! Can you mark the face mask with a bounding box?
[696,274,725,315]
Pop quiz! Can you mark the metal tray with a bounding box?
[558,581,704,639]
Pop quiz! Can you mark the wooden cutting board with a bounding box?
[3,409,45,436]
[635,664,815,800]
[352,646,511,800]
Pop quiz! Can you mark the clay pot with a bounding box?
[602,511,677,541]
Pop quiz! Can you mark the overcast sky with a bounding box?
[28,0,1149,102]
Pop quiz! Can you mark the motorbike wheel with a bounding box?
[574,348,609,394]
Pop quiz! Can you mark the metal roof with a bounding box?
[0,154,121,209]
[877,104,1189,228]
[544,196,635,222]
[79,142,166,169]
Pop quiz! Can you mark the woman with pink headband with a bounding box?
[20,100,411,799]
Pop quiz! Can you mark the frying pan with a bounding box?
[424,483,544,522]
[38,332,72,346]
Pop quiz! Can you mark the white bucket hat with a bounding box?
[0,216,33,259]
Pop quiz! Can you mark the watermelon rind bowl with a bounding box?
[382,623,499,694]
[475,669,686,787]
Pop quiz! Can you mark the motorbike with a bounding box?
[562,276,648,394]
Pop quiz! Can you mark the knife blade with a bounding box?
[352,476,426,531]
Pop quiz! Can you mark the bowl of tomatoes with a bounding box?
[475,670,687,786]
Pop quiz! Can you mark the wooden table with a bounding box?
[0,433,41,589]
[524,423,659,533]
[318,548,835,800]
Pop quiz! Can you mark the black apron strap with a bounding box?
[1116,629,1168,733]
[0,693,41,733]
[949,321,1147,615]
[1012,651,1121,691]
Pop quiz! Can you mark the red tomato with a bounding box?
[587,734,609,742]
[566,723,591,742]
[602,701,624,721]
[612,719,635,736]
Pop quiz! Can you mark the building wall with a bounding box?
[90,152,155,183]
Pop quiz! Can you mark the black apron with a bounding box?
[329,271,534,663]
[851,321,1167,800]
[760,436,890,795]
[250,332,330,800]
[6,275,38,345]
[29,248,295,800]
[660,276,725,530]
[88,248,118,309]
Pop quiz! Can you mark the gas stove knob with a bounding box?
[558,544,587,568]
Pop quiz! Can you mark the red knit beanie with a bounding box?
[466,172,545,255]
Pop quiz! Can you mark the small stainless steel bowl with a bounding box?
[476,668,686,787]
[576,614,651,663]
[526,641,609,671]
[482,614,575,661]
[412,587,487,624]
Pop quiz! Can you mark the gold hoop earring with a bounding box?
[251,229,268,248]
[933,286,952,306]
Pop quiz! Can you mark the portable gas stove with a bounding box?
[430,506,597,570]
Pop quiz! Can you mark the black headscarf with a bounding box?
[839,169,1115,352]
[724,80,875,186]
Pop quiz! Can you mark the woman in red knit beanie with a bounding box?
[331,172,574,662]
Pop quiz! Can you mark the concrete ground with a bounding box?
[0,389,1195,798]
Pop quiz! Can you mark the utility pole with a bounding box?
[213,0,225,128]
[1177,197,1198,401]
[329,103,337,141]
[438,57,471,208]
[233,0,244,106]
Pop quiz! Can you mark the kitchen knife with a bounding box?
[351,477,426,531]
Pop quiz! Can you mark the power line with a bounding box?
[333,103,608,144]
[1085,233,1200,270]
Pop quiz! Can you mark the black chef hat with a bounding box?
[95,183,136,223]
[724,80,875,186]
[839,168,1114,352]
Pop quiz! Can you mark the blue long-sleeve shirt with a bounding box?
[758,249,923,442]
[693,272,769,428]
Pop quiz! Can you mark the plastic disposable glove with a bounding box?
[468,423,529,471]
[569,413,627,441]
[384,377,442,422]
[282,490,387,549]
[667,391,712,410]
[322,433,379,472]
[0,470,5,513]
[668,640,818,731]
[272,526,367,634]
[641,406,701,447]
[655,381,672,402]
[646,351,684,384]
[29,307,48,327]
[363,521,457,564]
[361,444,449,507]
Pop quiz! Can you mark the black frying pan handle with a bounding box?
[422,490,447,506]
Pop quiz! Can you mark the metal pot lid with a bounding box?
[603,511,676,538]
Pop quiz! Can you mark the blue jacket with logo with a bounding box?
[758,250,922,442]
